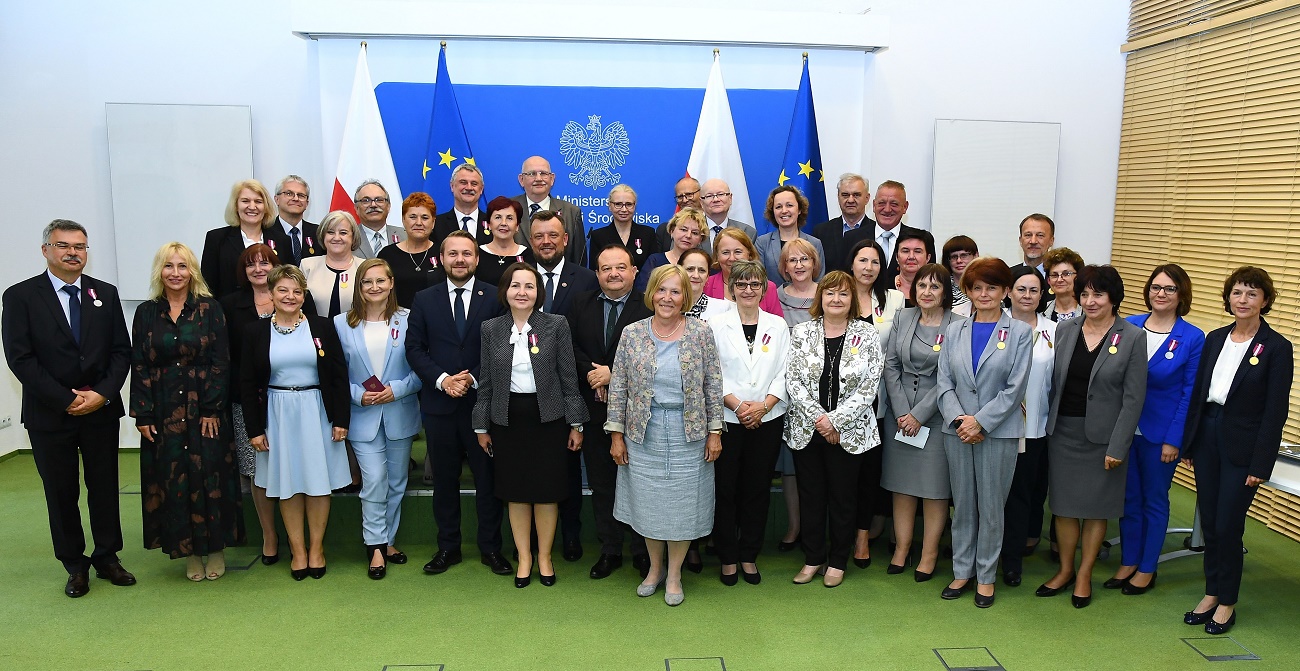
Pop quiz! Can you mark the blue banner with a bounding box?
[778,59,829,231]
[420,46,485,211]
[377,83,797,237]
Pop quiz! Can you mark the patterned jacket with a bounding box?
[784,318,884,454]
[604,317,723,443]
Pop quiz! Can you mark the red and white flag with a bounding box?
[685,53,754,227]
[329,43,402,217]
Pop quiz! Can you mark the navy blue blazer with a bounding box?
[1126,313,1204,450]
[405,279,503,416]
[334,310,423,442]
[1182,318,1293,479]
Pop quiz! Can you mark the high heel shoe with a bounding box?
[308,565,327,579]
[853,556,872,569]
[1072,582,1093,608]
[367,545,387,581]
[914,568,935,583]
[685,550,703,574]
[261,552,280,566]
[1035,575,1076,597]
[887,563,906,575]
[1204,611,1236,635]
[720,567,739,586]
[792,564,825,585]
[777,535,800,552]
[515,575,531,588]
[741,567,761,585]
[539,573,556,587]
[1121,572,1156,595]
[291,568,309,581]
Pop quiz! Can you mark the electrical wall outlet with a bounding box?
[0,416,11,430]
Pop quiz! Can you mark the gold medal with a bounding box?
[1108,346,1118,354]
[850,347,859,355]
[1250,356,1259,365]
[531,346,539,354]
[997,342,1006,350]
[761,345,769,352]
[932,344,942,352]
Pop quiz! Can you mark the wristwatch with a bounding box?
[572,424,583,433]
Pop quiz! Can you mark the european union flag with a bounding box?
[777,57,828,231]
[421,44,485,213]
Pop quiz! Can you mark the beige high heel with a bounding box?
[792,564,826,584]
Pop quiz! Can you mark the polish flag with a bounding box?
[329,43,402,218]
[685,52,754,227]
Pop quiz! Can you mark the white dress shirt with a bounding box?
[1207,336,1251,404]
[877,226,898,265]
[47,270,81,325]
[455,208,482,234]
[363,226,388,254]
[436,276,479,392]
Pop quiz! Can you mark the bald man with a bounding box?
[512,156,587,266]
[655,177,755,251]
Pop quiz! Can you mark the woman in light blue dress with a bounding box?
[242,265,351,580]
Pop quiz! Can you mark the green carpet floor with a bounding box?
[2,451,1298,671]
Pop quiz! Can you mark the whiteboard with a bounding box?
[930,119,1060,266]
[106,103,253,300]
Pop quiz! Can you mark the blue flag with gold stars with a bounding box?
[421,45,485,212]
[777,58,827,231]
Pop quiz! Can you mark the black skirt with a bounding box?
[491,393,571,503]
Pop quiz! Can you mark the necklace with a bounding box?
[408,246,433,271]
[651,317,684,339]
[272,312,304,335]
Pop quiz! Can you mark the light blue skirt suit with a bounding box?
[335,310,423,547]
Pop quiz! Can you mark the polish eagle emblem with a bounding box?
[559,115,630,189]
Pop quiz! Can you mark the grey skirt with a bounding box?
[615,405,715,541]
[880,418,950,499]
[1048,416,1128,519]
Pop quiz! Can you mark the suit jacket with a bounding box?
[936,312,1033,438]
[239,314,350,438]
[472,311,589,430]
[433,210,490,251]
[264,217,322,267]
[657,217,757,254]
[201,226,259,301]
[882,307,958,425]
[586,223,661,271]
[220,288,318,403]
[604,317,723,443]
[1126,313,1205,449]
[333,310,423,443]
[864,221,924,289]
[405,279,504,416]
[300,255,364,318]
[357,224,408,260]
[568,289,653,415]
[708,310,790,424]
[755,230,825,284]
[810,216,875,273]
[1045,317,1147,457]
[537,261,598,318]
[784,318,884,454]
[512,195,587,266]
[2,273,131,430]
[1182,319,1293,479]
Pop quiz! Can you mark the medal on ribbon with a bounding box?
[313,337,324,357]
[761,333,771,353]
[849,334,862,355]
[529,333,539,354]
[1250,342,1263,366]
[87,287,102,307]
[933,333,944,352]
[306,237,314,254]
[340,272,349,289]
[1165,339,1178,360]
[996,328,1007,350]
[1108,332,1120,355]
[635,239,643,255]
[391,327,400,347]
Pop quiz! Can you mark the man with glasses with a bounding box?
[354,179,406,259]
[512,156,586,266]
[433,164,491,250]
[265,175,320,266]
[586,184,660,271]
[3,220,134,598]
[654,177,713,250]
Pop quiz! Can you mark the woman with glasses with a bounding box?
[941,235,977,316]
[301,211,365,319]
[1043,248,1085,323]
[586,185,660,271]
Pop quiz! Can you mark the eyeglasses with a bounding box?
[520,171,554,179]
[948,252,974,262]
[788,256,812,266]
[1048,271,1076,280]
[674,190,700,202]
[278,191,308,200]
[733,281,765,291]
[702,192,731,201]
[46,242,88,252]
[610,201,636,210]
[356,197,390,206]
[1150,284,1179,295]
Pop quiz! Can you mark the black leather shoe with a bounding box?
[777,535,800,552]
[368,564,386,580]
[1121,572,1156,595]
[720,569,739,586]
[887,563,905,575]
[1205,612,1236,635]
[914,569,935,583]
[563,540,583,562]
[261,553,280,566]
[308,565,326,579]
[385,550,408,565]
[95,563,137,586]
[367,546,386,580]
[1103,569,1135,589]
[742,568,761,585]
[65,572,89,598]
[291,568,309,581]
[853,556,872,569]
[685,550,703,574]
[1072,593,1092,608]
[589,554,623,579]
[1002,571,1022,587]
[941,581,972,600]
[481,552,513,576]
[974,592,995,608]
[632,554,651,579]
[423,549,462,574]
[1184,608,1216,625]
[539,573,557,587]
[1035,576,1076,597]
[514,575,530,588]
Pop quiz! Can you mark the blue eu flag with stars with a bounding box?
[421,45,485,213]
[777,57,828,231]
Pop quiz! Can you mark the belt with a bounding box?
[268,384,320,392]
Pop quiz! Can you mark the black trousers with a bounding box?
[793,435,863,570]
[1028,434,1051,542]
[855,436,884,528]
[559,450,583,544]
[713,418,785,564]
[581,415,646,557]
[29,420,124,574]
[425,411,503,554]
[1001,436,1047,574]
[1195,406,1258,606]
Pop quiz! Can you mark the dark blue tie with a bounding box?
[62,285,81,346]
[543,272,556,313]
[453,287,467,340]
[290,226,302,263]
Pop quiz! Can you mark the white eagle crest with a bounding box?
[559,115,630,189]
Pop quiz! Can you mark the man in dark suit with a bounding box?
[568,243,653,580]
[811,173,875,273]
[264,175,321,267]
[866,180,925,290]
[654,176,707,250]
[513,156,586,266]
[405,230,512,577]
[527,210,598,561]
[2,219,135,598]
[433,164,491,251]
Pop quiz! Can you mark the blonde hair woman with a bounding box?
[202,179,278,300]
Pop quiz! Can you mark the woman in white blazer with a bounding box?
[709,261,790,586]
[334,258,423,579]
[301,210,365,318]
[935,257,1032,608]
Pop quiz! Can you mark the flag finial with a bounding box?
[802,51,808,60]
[361,40,367,48]
[713,48,720,57]
[440,40,447,48]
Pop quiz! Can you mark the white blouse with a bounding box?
[1024,314,1057,439]
[508,323,537,394]
[1207,336,1251,404]
[362,320,388,378]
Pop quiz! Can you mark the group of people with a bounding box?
[2,162,1289,633]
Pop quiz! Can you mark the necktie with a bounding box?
[453,287,467,339]
[461,216,473,234]
[372,231,384,253]
[879,230,895,263]
[290,226,301,262]
[529,203,541,219]
[543,272,556,312]
[62,285,81,345]
[603,297,621,349]
[713,225,723,236]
